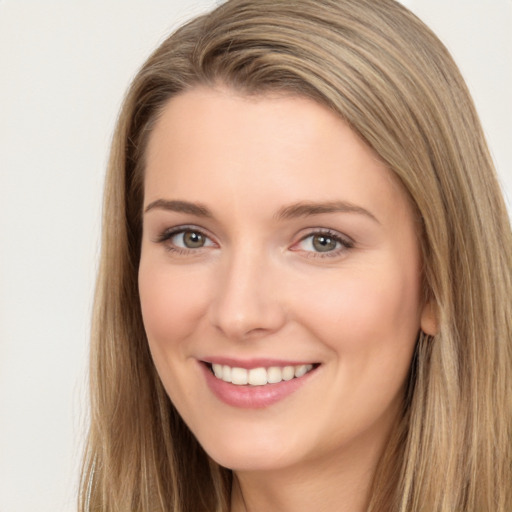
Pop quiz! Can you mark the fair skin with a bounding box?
[138,86,436,512]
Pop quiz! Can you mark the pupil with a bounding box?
[184,231,204,248]
[313,235,336,252]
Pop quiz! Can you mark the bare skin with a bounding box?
[139,86,436,512]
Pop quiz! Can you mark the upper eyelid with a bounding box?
[155,225,213,241]
[153,225,354,249]
[297,228,354,244]
[154,226,217,254]
[292,229,355,255]
[291,232,354,261]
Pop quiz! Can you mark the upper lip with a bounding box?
[201,357,319,369]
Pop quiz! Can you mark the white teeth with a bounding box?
[248,367,267,386]
[294,364,309,378]
[282,366,295,381]
[222,365,232,383]
[213,364,223,378]
[267,366,282,384]
[210,363,314,386]
[231,367,248,385]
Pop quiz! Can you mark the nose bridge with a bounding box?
[209,241,285,340]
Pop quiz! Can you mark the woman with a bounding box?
[80,0,512,510]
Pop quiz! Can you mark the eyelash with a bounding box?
[155,225,215,255]
[294,229,355,258]
[154,226,354,258]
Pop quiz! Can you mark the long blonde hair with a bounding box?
[80,1,512,510]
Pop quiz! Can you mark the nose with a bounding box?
[208,248,287,341]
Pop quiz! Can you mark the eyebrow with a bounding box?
[144,198,379,224]
[144,199,212,217]
[275,201,380,224]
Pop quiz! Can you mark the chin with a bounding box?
[195,422,306,472]
[209,447,297,473]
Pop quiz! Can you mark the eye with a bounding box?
[294,230,354,256]
[174,230,208,249]
[305,234,339,252]
[156,227,216,252]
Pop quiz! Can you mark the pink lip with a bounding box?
[199,360,319,409]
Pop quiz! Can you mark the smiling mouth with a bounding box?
[205,362,319,386]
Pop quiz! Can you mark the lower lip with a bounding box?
[200,363,317,409]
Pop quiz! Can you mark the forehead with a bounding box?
[143,86,412,225]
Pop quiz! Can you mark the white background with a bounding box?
[0,1,510,511]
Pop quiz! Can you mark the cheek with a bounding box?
[138,259,208,349]
[296,260,422,356]
[138,260,211,413]
[291,260,422,441]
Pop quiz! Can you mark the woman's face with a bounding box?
[139,86,435,473]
